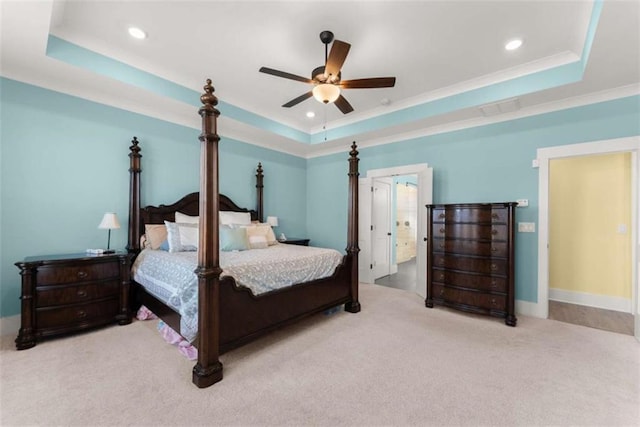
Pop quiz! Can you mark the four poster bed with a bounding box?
[127,79,361,388]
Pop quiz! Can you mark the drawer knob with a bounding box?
[491,280,497,288]
[439,243,444,249]
[491,229,498,235]
[491,264,498,271]
[436,258,444,265]
[438,273,444,280]
[438,213,445,219]
[492,213,499,220]
[77,310,87,319]
[77,290,87,298]
[491,247,498,252]
[439,228,445,234]
[77,271,88,279]
[439,289,444,297]
[491,298,497,306]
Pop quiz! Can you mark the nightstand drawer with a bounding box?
[36,281,120,308]
[36,261,120,286]
[36,299,120,329]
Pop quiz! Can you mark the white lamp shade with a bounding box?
[98,212,121,229]
[266,216,279,227]
[312,84,340,104]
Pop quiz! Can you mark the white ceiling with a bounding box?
[1,0,638,157]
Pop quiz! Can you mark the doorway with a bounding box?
[537,136,639,340]
[375,175,418,292]
[359,164,433,298]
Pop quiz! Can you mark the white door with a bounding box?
[372,178,392,279]
[416,167,434,298]
[358,177,373,284]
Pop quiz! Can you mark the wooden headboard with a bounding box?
[126,137,264,254]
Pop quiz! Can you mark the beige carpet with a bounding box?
[1,284,638,426]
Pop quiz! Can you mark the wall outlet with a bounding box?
[518,222,536,233]
[516,199,529,207]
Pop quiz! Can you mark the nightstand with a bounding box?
[279,237,310,246]
[15,252,131,350]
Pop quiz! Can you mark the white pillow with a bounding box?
[164,221,198,252]
[219,211,251,226]
[175,211,199,224]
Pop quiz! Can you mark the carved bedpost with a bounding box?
[192,79,224,388]
[127,137,142,254]
[345,141,361,313]
[256,163,264,223]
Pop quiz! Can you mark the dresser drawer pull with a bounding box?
[439,243,445,249]
[77,271,88,279]
[77,310,87,319]
[77,290,88,298]
[436,258,444,265]
[492,213,499,220]
[491,247,498,252]
[491,229,498,235]
[439,228,445,234]
[439,289,445,297]
[491,264,498,271]
[491,298,497,306]
[438,213,445,219]
[438,273,445,280]
[491,280,497,289]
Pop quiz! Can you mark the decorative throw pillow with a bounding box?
[175,211,199,224]
[248,234,268,249]
[145,224,168,250]
[219,225,248,251]
[219,211,252,226]
[164,221,198,252]
[244,224,277,246]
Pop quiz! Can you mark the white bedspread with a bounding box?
[132,243,343,342]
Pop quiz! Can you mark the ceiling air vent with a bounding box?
[478,97,521,117]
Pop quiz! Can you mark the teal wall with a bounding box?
[0,78,307,318]
[1,75,639,317]
[307,95,640,303]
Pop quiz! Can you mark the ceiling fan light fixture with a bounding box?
[312,84,340,104]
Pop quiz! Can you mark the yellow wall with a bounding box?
[549,152,631,298]
[396,183,417,263]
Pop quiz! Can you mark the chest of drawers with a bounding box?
[425,203,517,326]
[15,252,132,349]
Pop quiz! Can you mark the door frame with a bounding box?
[365,163,432,298]
[537,136,639,340]
[372,177,392,279]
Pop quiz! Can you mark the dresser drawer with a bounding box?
[36,299,119,329]
[433,223,508,241]
[432,238,508,257]
[432,207,509,224]
[431,268,507,292]
[36,261,120,286]
[432,284,506,312]
[432,254,507,275]
[36,281,120,308]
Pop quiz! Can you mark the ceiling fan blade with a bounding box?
[334,95,354,114]
[340,77,396,89]
[259,67,313,84]
[325,40,351,81]
[282,91,313,108]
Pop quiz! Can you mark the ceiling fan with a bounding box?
[259,30,396,114]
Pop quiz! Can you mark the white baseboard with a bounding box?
[516,299,546,318]
[549,288,632,313]
[0,315,20,337]
[390,264,398,275]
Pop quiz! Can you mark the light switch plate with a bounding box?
[516,199,529,207]
[518,222,535,232]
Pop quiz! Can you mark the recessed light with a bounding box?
[306,111,315,118]
[505,38,523,51]
[128,27,147,40]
